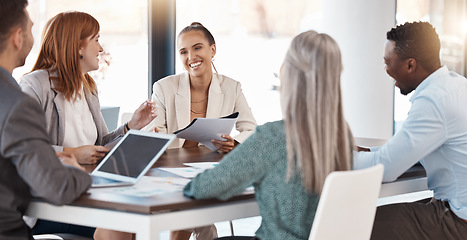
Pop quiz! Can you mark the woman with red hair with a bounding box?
[21,11,156,164]
[20,11,156,237]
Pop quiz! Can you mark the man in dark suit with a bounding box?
[0,1,92,239]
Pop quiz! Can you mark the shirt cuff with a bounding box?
[353,151,376,170]
[52,145,64,152]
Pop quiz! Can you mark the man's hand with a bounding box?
[63,145,109,164]
[56,152,84,170]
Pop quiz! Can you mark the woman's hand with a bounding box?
[212,135,236,153]
[63,145,109,164]
[128,100,157,130]
[56,151,84,170]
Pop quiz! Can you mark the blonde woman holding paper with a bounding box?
[143,22,257,153]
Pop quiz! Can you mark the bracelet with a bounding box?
[125,122,130,132]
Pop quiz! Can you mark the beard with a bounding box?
[17,32,33,68]
[400,88,409,96]
[17,54,26,67]
[399,87,414,96]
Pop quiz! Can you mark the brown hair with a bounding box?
[178,22,218,73]
[179,22,216,46]
[281,30,353,194]
[0,0,28,53]
[32,11,100,101]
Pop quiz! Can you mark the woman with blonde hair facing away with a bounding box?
[143,22,257,153]
[183,30,353,240]
[19,11,156,237]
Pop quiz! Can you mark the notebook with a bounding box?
[91,130,175,188]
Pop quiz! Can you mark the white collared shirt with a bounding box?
[61,87,98,148]
[355,66,467,220]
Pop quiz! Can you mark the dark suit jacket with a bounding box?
[0,67,91,240]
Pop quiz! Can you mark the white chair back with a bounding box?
[309,164,384,240]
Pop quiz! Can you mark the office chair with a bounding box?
[309,164,384,240]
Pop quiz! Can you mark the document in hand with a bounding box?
[173,112,239,151]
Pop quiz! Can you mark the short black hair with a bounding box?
[178,22,215,46]
[386,22,441,70]
[0,0,28,53]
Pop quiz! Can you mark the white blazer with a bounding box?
[143,72,257,149]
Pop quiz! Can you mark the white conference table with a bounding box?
[26,139,428,240]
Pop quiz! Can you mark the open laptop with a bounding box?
[91,130,175,188]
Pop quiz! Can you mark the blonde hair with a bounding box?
[281,30,353,194]
[31,11,100,101]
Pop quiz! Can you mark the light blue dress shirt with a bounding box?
[355,66,467,220]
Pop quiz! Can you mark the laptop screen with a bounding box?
[97,134,171,178]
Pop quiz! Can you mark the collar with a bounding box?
[409,66,448,103]
[0,66,20,89]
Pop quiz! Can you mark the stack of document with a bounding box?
[174,112,239,151]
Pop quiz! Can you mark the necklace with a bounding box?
[191,98,208,103]
[190,109,207,114]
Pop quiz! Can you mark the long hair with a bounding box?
[31,11,100,101]
[281,30,353,194]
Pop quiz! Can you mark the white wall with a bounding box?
[322,0,396,139]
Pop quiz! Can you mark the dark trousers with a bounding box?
[33,219,95,238]
[371,198,467,240]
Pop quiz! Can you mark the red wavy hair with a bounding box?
[32,11,100,101]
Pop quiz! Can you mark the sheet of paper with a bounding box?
[174,113,238,151]
[88,176,190,197]
[183,162,218,170]
[158,167,205,178]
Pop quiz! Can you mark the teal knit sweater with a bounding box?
[184,120,319,240]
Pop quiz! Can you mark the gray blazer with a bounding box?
[19,69,124,150]
[0,67,91,239]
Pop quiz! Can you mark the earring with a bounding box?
[80,55,83,59]
[211,57,215,61]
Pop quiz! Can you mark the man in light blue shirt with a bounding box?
[355,22,467,239]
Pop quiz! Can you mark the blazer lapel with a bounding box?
[84,90,107,145]
[206,73,224,118]
[49,78,66,145]
[175,72,191,130]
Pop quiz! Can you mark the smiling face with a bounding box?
[79,34,103,73]
[383,40,415,95]
[177,30,216,80]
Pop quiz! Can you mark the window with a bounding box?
[394,0,467,132]
[175,0,322,125]
[14,0,149,120]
